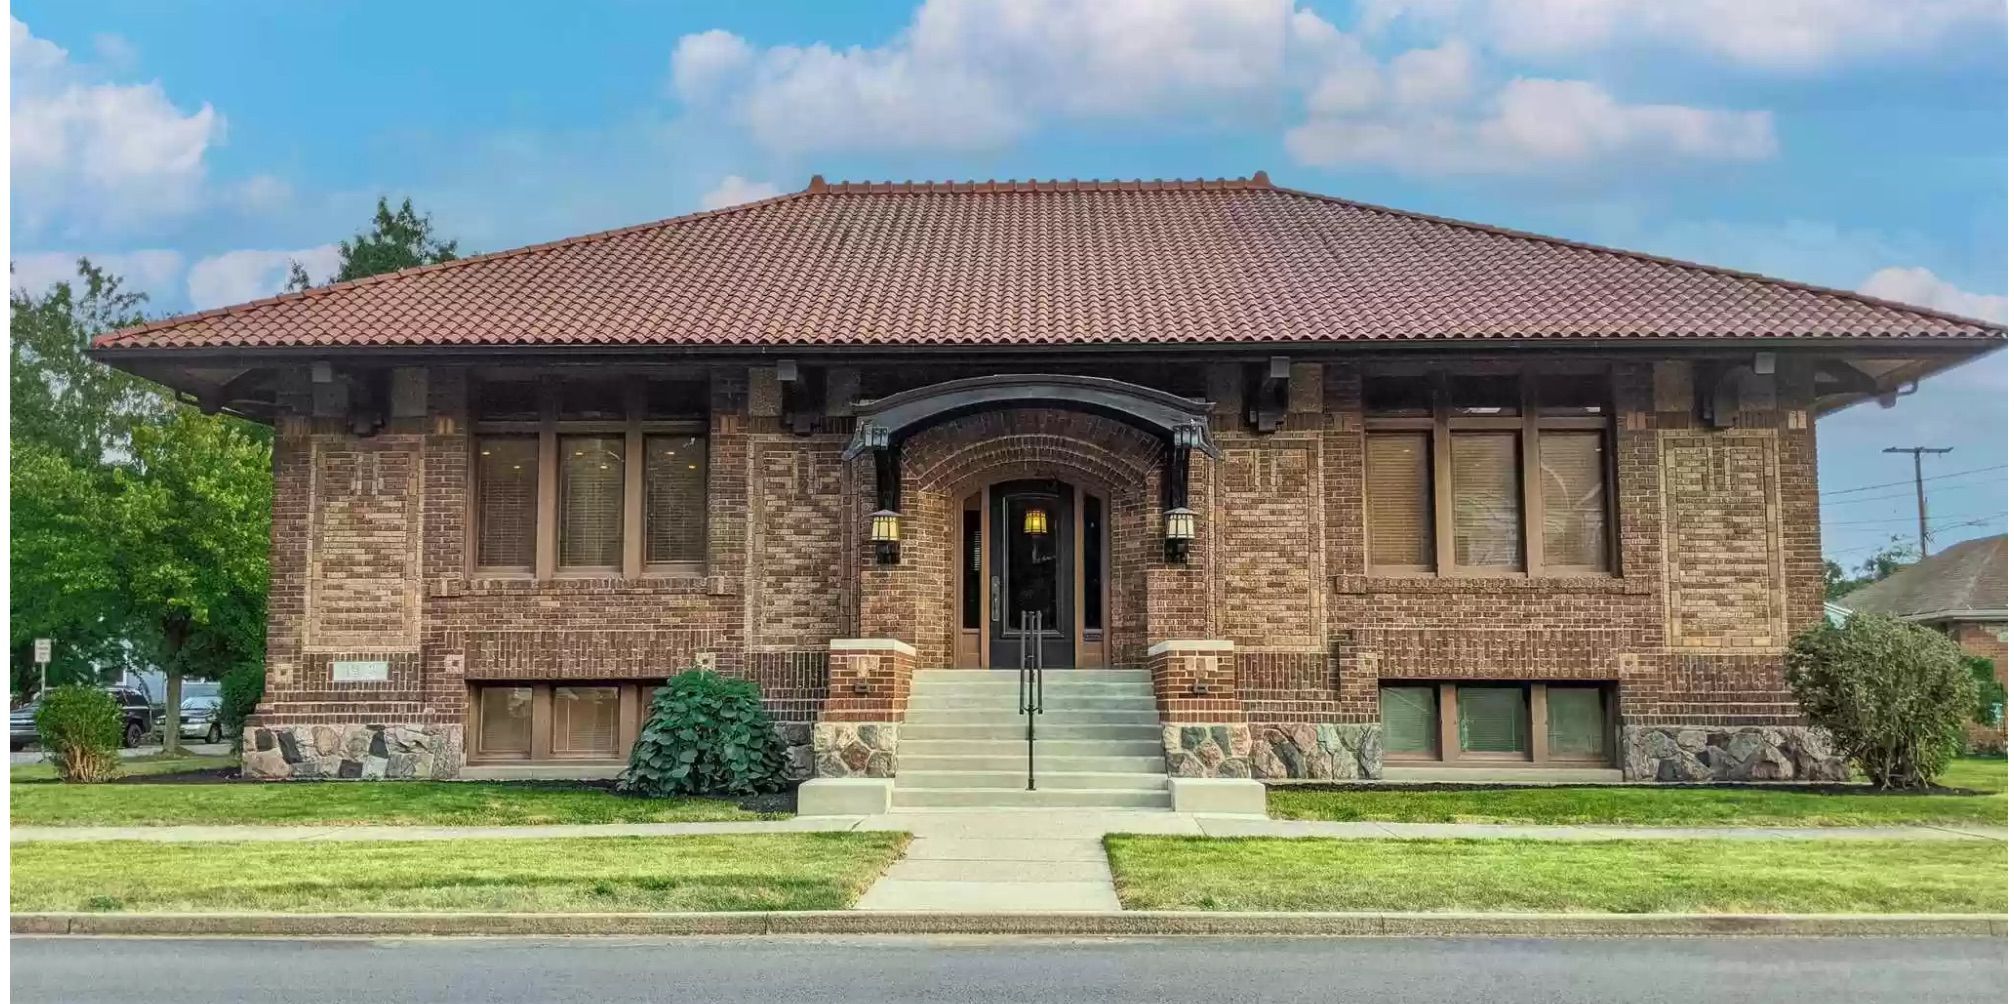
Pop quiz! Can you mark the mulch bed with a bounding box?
[1277,780,1988,797]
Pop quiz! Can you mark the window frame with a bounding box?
[469,373,709,580]
[466,681,651,763]
[1379,680,1615,766]
[1363,367,1617,578]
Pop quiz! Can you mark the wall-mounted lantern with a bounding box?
[871,509,902,565]
[1163,506,1196,564]
[1022,506,1050,536]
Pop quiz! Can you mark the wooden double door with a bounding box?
[954,479,1108,669]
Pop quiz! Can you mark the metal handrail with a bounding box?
[1018,611,1044,790]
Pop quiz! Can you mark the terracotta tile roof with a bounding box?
[94,172,2006,352]
[1839,534,2008,620]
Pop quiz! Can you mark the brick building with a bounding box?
[94,174,2004,807]
[1840,534,2008,683]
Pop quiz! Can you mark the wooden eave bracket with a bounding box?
[1247,355,1290,433]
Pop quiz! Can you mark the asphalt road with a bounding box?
[9,742,229,765]
[10,936,2007,1003]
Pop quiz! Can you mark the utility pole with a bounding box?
[1883,446,1953,558]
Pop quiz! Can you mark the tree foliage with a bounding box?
[618,670,788,798]
[288,197,459,290]
[1824,538,1916,600]
[8,260,271,705]
[1786,614,1976,789]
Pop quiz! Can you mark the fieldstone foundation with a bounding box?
[1623,725,1847,782]
[241,724,463,780]
[812,721,899,778]
[776,721,815,782]
[1163,722,1384,781]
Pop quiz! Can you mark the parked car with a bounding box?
[177,694,225,745]
[9,687,155,751]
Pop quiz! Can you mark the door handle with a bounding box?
[991,576,1002,622]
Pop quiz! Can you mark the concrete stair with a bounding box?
[895,669,1171,810]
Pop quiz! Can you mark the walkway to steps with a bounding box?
[895,668,1170,810]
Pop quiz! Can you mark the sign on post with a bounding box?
[33,639,51,664]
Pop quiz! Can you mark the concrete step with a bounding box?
[896,770,1168,791]
[902,709,1160,726]
[901,722,1163,741]
[912,670,1150,681]
[898,738,1164,758]
[906,695,1157,711]
[900,754,1167,773]
[891,786,1173,809]
[908,683,1154,698]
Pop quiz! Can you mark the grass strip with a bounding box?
[1270,757,2007,827]
[1104,835,2008,914]
[10,779,769,826]
[10,753,239,783]
[11,833,909,913]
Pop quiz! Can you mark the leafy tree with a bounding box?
[288,197,459,290]
[1824,537,1917,600]
[1786,614,1975,789]
[10,443,125,696]
[110,408,272,751]
[1966,655,2006,726]
[9,261,167,469]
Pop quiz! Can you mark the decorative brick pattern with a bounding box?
[1661,431,1786,650]
[821,640,918,723]
[1147,641,1244,722]
[1216,440,1322,648]
[751,442,851,649]
[305,444,424,651]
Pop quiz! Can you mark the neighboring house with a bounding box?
[90,174,2004,804]
[1839,534,2009,683]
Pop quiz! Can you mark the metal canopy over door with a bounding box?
[989,480,1075,668]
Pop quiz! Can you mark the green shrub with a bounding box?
[219,661,265,750]
[34,685,121,783]
[1786,614,1975,789]
[617,670,787,797]
[1965,655,2005,726]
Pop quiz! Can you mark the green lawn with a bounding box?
[10,833,908,913]
[1105,835,2008,914]
[1269,757,2008,827]
[9,752,238,783]
[10,778,771,826]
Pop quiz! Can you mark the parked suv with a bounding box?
[177,694,224,745]
[9,687,156,751]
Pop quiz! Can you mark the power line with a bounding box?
[1821,476,2004,508]
[1825,509,2007,529]
[1828,462,1997,498]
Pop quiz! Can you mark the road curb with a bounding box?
[12,911,2005,939]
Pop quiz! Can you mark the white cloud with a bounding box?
[1288,76,1774,174]
[1363,0,2004,71]
[10,17,225,236]
[1387,41,1472,107]
[10,250,187,302]
[185,245,339,310]
[698,175,783,210]
[1858,266,2009,324]
[671,0,1296,154]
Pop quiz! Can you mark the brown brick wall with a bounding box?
[251,354,1826,764]
[1952,620,2009,684]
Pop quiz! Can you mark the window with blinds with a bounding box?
[559,435,625,568]
[1457,685,1528,754]
[1541,431,1610,571]
[1450,433,1522,569]
[1366,433,1433,569]
[475,438,538,570]
[1546,686,1607,759]
[552,686,620,757]
[477,687,533,757]
[645,435,707,565]
[1380,685,1438,756]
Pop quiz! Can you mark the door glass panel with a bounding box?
[553,686,620,757]
[1380,686,1437,755]
[1458,685,1527,754]
[961,508,982,630]
[1004,495,1059,634]
[1083,496,1104,630]
[477,687,533,757]
[1547,686,1607,758]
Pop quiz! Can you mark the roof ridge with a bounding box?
[1267,184,2009,333]
[92,187,822,349]
[810,172,1273,195]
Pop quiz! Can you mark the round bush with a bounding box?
[1786,614,1975,789]
[617,669,787,798]
[34,685,122,783]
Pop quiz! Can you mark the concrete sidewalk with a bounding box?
[12,814,2005,844]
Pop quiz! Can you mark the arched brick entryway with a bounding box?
[857,408,1169,668]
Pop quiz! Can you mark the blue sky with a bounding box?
[9,1,2008,567]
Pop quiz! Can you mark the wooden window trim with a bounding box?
[470,375,710,581]
[1363,369,1618,579]
[467,681,653,765]
[1379,680,1616,767]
